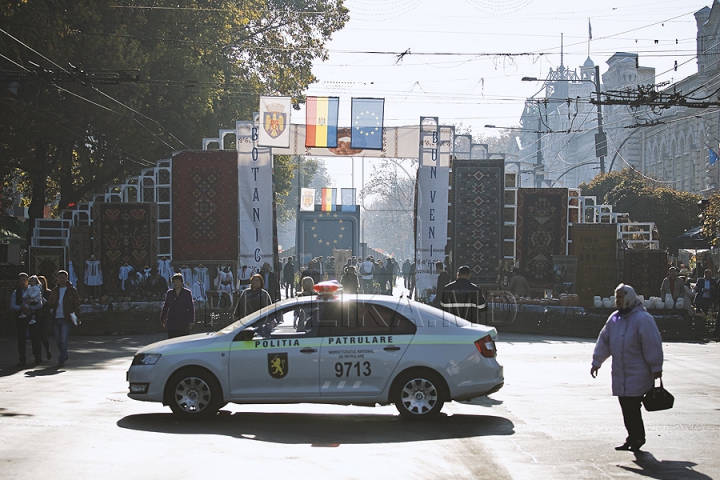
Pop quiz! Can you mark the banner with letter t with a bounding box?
[237,120,276,271]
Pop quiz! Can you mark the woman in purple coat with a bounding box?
[590,283,664,452]
[160,273,195,338]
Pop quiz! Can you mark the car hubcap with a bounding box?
[175,377,211,413]
[401,378,438,415]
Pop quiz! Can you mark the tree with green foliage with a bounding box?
[701,192,720,247]
[579,169,701,251]
[1,0,348,252]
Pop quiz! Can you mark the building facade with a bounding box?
[518,2,720,196]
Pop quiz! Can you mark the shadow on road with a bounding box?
[118,410,514,444]
[0,333,165,377]
[618,451,713,480]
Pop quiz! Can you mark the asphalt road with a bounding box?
[0,332,718,479]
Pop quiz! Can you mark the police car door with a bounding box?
[228,302,321,399]
[319,300,416,397]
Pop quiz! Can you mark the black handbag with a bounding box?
[642,378,674,411]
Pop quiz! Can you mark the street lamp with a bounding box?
[522,65,607,174]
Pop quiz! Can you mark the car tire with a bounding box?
[166,367,222,419]
[392,370,446,420]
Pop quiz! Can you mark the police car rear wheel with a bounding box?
[166,367,221,419]
[393,371,445,419]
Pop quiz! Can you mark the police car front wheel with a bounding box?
[166,367,222,419]
[393,370,446,419]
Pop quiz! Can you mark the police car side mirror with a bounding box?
[234,327,257,342]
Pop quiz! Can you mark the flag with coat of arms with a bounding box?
[258,96,292,147]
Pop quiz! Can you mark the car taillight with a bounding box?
[475,335,496,358]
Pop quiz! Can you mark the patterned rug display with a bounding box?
[517,188,568,290]
[622,249,668,299]
[451,159,504,286]
[172,151,238,262]
[28,247,65,283]
[569,224,618,305]
[93,203,157,293]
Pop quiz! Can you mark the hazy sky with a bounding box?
[289,0,710,187]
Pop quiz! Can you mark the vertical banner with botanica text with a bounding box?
[237,120,275,271]
[414,117,451,302]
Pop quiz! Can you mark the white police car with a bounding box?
[127,283,504,420]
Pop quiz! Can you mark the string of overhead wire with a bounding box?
[0,27,188,151]
[0,94,157,169]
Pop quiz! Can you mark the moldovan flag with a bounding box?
[306,96,339,148]
[258,96,291,147]
[300,188,316,211]
[321,188,336,212]
[351,98,385,150]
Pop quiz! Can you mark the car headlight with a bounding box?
[131,353,162,366]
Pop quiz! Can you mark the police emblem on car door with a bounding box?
[268,352,288,379]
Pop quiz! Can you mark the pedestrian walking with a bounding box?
[590,283,664,452]
[284,256,296,298]
[235,274,272,319]
[160,273,195,339]
[402,259,411,289]
[440,265,487,324]
[359,256,375,294]
[340,265,360,294]
[37,275,52,360]
[10,272,36,367]
[48,270,81,367]
[433,261,451,306]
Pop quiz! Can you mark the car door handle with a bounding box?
[300,347,317,353]
[384,345,401,351]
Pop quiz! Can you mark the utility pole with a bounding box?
[594,65,607,174]
[535,117,544,187]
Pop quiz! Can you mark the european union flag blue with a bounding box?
[710,147,719,166]
[351,98,384,150]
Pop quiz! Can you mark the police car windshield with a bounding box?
[217,298,309,334]
[410,301,473,328]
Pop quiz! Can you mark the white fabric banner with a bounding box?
[237,121,275,270]
[415,119,452,302]
[258,96,291,148]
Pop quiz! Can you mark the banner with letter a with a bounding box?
[258,96,291,148]
[414,117,451,302]
[237,120,276,271]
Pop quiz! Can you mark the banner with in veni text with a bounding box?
[237,120,275,271]
[414,117,452,302]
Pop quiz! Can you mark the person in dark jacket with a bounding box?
[235,274,272,319]
[401,259,411,289]
[591,283,663,452]
[283,256,296,298]
[10,272,37,367]
[440,265,487,324]
[260,262,280,303]
[301,261,322,285]
[37,275,53,361]
[693,268,718,313]
[433,261,451,307]
[160,273,195,338]
[48,270,82,367]
[340,265,360,294]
